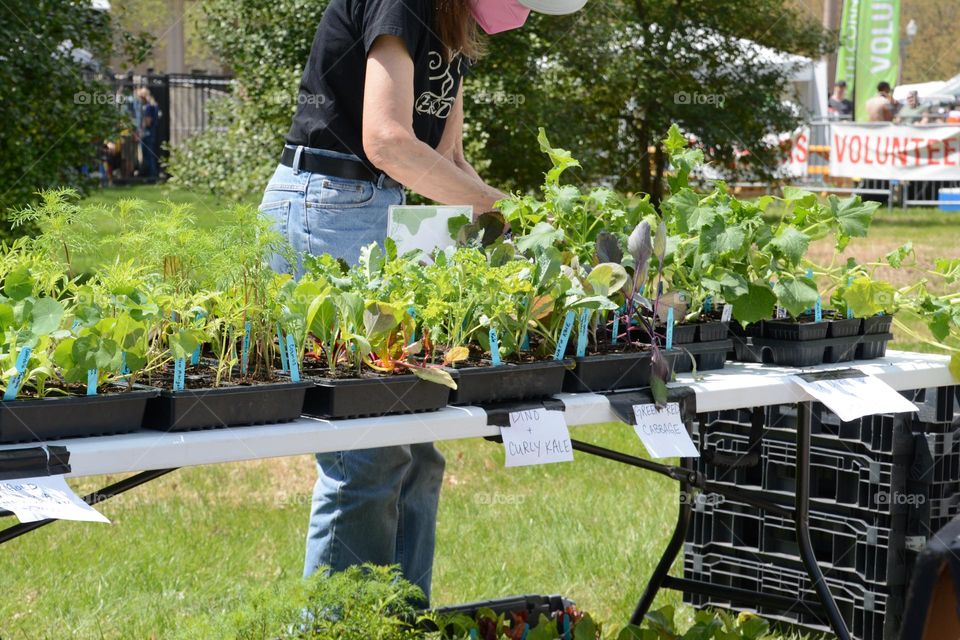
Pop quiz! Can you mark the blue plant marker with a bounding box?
[120,351,130,376]
[815,296,823,322]
[190,345,201,366]
[488,328,502,366]
[71,319,80,332]
[469,631,477,640]
[806,267,814,280]
[612,305,623,345]
[173,357,186,391]
[846,276,854,319]
[408,306,417,345]
[666,307,675,350]
[86,369,98,396]
[4,346,33,401]
[563,614,571,639]
[704,296,713,313]
[553,310,576,360]
[576,308,591,357]
[286,334,301,382]
[521,623,529,640]
[240,320,251,375]
[521,332,530,351]
[276,323,289,372]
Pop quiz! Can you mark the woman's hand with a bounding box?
[362,36,505,211]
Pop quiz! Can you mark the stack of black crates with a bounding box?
[683,386,960,640]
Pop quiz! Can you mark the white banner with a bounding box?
[829,123,960,180]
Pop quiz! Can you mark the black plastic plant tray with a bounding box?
[449,360,567,406]
[302,375,450,419]
[822,335,862,363]
[856,333,894,360]
[762,319,830,341]
[672,323,697,345]
[0,388,158,444]
[696,321,731,342]
[861,315,894,335]
[143,381,311,431]
[826,317,863,338]
[672,340,733,374]
[562,349,681,393]
[750,336,828,367]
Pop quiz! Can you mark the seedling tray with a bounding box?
[562,349,681,393]
[302,375,450,419]
[696,321,731,342]
[861,315,894,335]
[449,360,568,406]
[0,388,158,444]
[736,333,894,368]
[856,333,894,360]
[826,318,863,338]
[143,381,311,431]
[762,320,830,341]
[672,340,733,373]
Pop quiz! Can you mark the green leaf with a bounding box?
[30,298,64,336]
[663,123,687,154]
[769,226,810,266]
[714,224,746,254]
[829,195,878,239]
[774,277,820,318]
[537,127,581,185]
[650,375,668,409]
[929,312,951,342]
[729,283,777,324]
[782,186,817,205]
[363,301,399,337]
[573,614,598,640]
[587,263,628,297]
[517,222,564,254]
[842,277,897,318]
[4,266,33,301]
[950,353,960,381]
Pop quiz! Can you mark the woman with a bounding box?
[259,0,588,603]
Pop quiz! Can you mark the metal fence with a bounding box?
[107,73,233,183]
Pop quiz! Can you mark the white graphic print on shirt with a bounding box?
[414,51,461,119]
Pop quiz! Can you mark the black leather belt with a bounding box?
[280,146,401,189]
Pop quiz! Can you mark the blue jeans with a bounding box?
[259,146,445,603]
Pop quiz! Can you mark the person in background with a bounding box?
[896,90,928,124]
[865,82,897,122]
[828,80,853,119]
[137,87,160,181]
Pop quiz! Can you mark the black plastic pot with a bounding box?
[143,381,311,431]
[449,360,567,406]
[750,336,827,367]
[696,321,730,342]
[856,333,894,360]
[762,320,830,341]
[672,340,733,373]
[302,375,450,419]
[562,349,681,393]
[826,318,863,338]
[0,388,158,444]
[671,323,697,345]
[861,315,894,335]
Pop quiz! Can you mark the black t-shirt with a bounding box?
[285,0,468,172]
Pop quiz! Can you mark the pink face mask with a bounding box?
[470,0,531,34]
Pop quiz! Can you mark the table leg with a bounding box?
[795,401,851,640]
[0,468,177,545]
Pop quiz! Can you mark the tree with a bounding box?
[171,0,831,205]
[465,0,832,204]
[0,0,140,232]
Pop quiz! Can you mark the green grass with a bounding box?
[0,187,956,638]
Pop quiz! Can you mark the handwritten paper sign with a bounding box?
[632,402,699,458]
[500,408,574,468]
[790,372,918,422]
[0,475,109,524]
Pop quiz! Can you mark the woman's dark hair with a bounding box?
[435,0,484,60]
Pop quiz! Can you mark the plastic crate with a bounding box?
[684,545,903,640]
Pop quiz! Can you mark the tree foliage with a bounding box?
[0,0,136,231]
[170,0,831,203]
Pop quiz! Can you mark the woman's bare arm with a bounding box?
[362,36,505,212]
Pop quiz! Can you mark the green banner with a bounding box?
[835,0,860,86]
[853,0,900,121]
